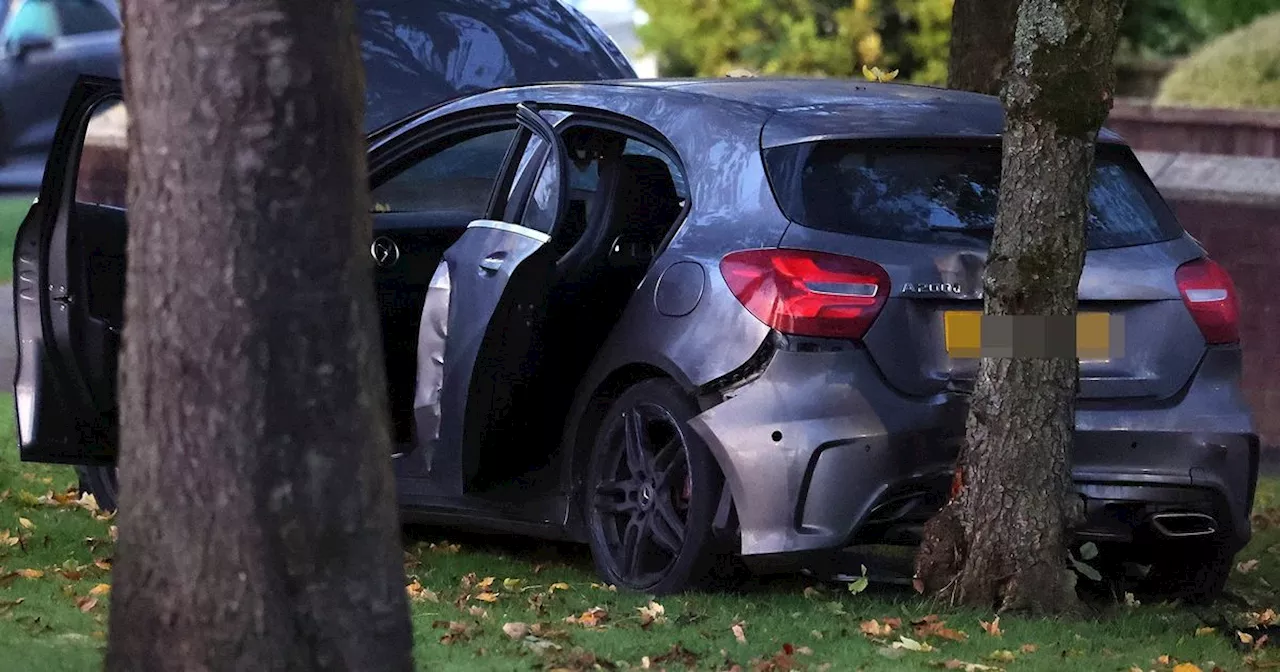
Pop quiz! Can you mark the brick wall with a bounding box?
[1171,199,1279,448]
[1108,100,1280,159]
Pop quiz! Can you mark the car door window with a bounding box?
[56,0,118,35]
[371,125,517,215]
[3,1,59,41]
[74,99,128,208]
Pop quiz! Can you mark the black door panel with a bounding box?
[13,75,121,465]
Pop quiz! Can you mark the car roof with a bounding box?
[587,77,1128,147]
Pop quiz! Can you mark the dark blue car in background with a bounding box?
[0,0,636,191]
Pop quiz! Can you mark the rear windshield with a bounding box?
[763,142,1182,250]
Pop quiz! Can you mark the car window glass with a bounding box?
[500,134,546,222]
[3,1,59,41]
[623,138,688,201]
[764,142,1182,250]
[74,98,128,209]
[57,0,118,35]
[371,126,516,215]
[520,143,561,235]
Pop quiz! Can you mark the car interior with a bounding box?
[461,123,688,493]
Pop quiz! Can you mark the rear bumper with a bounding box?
[688,342,1259,572]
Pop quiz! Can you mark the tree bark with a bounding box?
[947,0,1020,95]
[107,1,413,669]
[915,0,1126,613]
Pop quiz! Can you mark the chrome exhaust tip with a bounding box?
[1149,512,1217,538]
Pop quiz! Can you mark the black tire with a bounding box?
[76,465,119,513]
[582,378,726,594]
[1138,544,1232,604]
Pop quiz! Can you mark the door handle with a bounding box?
[479,253,506,274]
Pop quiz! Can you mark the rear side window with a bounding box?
[57,0,118,35]
[764,142,1182,250]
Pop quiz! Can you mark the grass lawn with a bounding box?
[2,397,1278,671]
[0,196,33,285]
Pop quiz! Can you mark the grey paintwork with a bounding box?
[392,78,1256,567]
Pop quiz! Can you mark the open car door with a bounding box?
[13,75,125,465]
[413,102,569,495]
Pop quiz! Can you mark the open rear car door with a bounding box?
[13,75,125,465]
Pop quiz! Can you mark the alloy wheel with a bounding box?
[590,402,694,587]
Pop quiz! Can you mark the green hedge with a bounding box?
[1156,11,1280,109]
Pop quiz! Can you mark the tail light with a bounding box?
[719,248,890,340]
[1175,257,1240,345]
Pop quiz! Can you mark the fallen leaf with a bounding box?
[17,517,33,530]
[0,530,19,547]
[432,620,474,645]
[108,526,118,542]
[1020,643,1038,654]
[76,596,98,612]
[88,582,111,596]
[475,591,499,603]
[565,606,609,628]
[502,622,530,640]
[980,617,1002,637]
[803,586,821,599]
[502,578,523,591]
[1239,559,1261,574]
[17,568,43,579]
[1172,664,1204,672]
[548,582,571,594]
[1256,609,1278,626]
[637,601,666,628]
[476,576,495,590]
[590,582,618,592]
[405,580,438,603]
[860,619,898,638]
[1241,631,1257,645]
[468,606,487,618]
[934,661,998,671]
[1196,626,1217,637]
[732,622,748,644]
[913,614,968,642]
[811,630,824,640]
[891,636,934,652]
[986,650,1015,663]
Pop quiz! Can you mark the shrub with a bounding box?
[1156,11,1280,109]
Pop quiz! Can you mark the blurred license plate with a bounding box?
[943,311,1113,359]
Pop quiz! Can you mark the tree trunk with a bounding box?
[106,1,413,669]
[948,0,1020,95]
[914,0,1126,613]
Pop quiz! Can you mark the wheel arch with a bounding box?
[560,360,696,538]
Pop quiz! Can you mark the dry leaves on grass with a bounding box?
[732,622,748,644]
[564,607,609,629]
[637,601,667,628]
[75,596,98,613]
[932,661,999,671]
[405,579,438,603]
[913,614,968,642]
[431,620,476,645]
[89,583,111,597]
[859,618,901,638]
[644,643,700,669]
[979,617,1002,637]
[1239,559,1262,574]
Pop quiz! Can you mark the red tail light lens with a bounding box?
[719,249,891,340]
[1175,257,1240,345]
